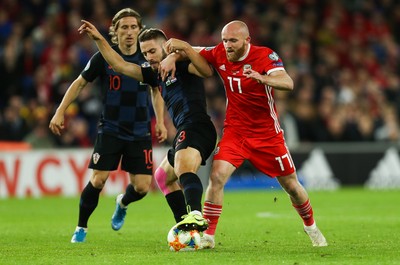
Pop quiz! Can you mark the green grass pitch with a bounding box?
[1,188,399,265]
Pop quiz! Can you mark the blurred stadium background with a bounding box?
[1,0,400,198]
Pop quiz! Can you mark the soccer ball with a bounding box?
[167,226,201,252]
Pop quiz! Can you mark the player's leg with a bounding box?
[172,122,217,231]
[72,133,121,243]
[174,147,208,231]
[276,173,328,247]
[111,139,153,231]
[154,156,187,223]
[250,134,327,247]
[201,129,244,248]
[111,173,152,231]
[201,159,236,248]
[71,169,110,243]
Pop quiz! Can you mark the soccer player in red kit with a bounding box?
[163,20,328,248]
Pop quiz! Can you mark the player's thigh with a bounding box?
[121,139,153,175]
[249,137,295,177]
[89,133,123,171]
[213,130,247,169]
[174,147,202,175]
[172,121,217,166]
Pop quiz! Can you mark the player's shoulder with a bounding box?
[250,45,281,61]
[251,45,274,54]
[201,43,224,52]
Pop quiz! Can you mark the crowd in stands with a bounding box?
[0,0,399,149]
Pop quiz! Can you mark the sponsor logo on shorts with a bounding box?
[93,153,100,164]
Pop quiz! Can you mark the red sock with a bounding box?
[293,199,315,226]
[203,201,222,236]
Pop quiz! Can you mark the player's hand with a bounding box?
[78,20,102,40]
[164,38,190,54]
[243,68,264,84]
[155,123,167,143]
[49,112,65,136]
[159,54,177,82]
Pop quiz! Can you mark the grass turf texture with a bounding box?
[1,188,399,265]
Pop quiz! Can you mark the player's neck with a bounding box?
[118,44,137,55]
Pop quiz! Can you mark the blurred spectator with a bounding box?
[0,0,400,148]
[0,96,29,141]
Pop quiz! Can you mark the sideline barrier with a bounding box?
[0,147,168,198]
[0,141,31,151]
[1,143,400,198]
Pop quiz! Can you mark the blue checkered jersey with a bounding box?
[141,60,211,128]
[81,46,151,141]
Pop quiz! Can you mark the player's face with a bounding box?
[115,17,141,48]
[140,39,167,71]
[221,26,249,62]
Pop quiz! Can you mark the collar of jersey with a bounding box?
[237,44,251,61]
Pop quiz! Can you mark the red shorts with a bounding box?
[213,129,296,178]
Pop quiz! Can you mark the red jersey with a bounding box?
[200,43,285,138]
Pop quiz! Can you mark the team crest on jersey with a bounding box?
[243,64,252,71]
[93,153,100,164]
[141,62,150,67]
[165,76,177,86]
[268,52,279,61]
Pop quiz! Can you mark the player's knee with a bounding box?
[134,179,152,194]
[209,172,226,189]
[134,185,149,194]
[91,174,108,189]
[278,173,303,196]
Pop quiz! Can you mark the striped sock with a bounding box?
[293,199,315,226]
[203,201,222,236]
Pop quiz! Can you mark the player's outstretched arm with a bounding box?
[78,20,144,82]
[164,38,213,78]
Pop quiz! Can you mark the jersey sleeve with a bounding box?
[141,66,158,87]
[80,52,104,82]
[175,60,190,75]
[199,46,217,65]
[263,49,285,75]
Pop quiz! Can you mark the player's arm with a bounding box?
[159,47,204,81]
[78,20,144,82]
[244,69,294,91]
[164,38,213,78]
[49,75,87,135]
[150,86,167,143]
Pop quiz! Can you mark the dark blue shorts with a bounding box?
[89,133,153,174]
[167,120,217,167]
